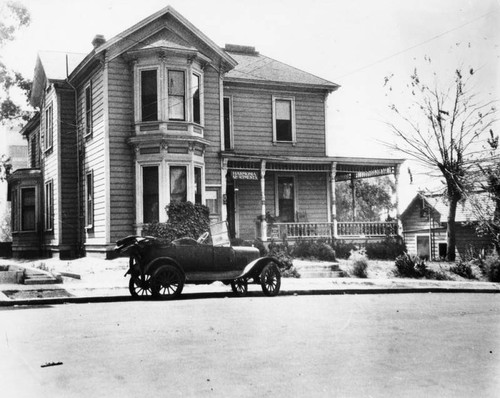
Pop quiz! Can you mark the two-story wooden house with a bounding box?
[8,6,404,258]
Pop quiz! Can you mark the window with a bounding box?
[205,189,219,216]
[21,187,36,231]
[194,167,202,205]
[223,97,233,150]
[45,103,53,150]
[170,166,187,202]
[84,83,93,136]
[85,171,94,228]
[192,73,200,124]
[143,166,159,223]
[273,97,295,142]
[416,235,430,260]
[141,70,158,121]
[168,70,185,120]
[277,176,295,222]
[44,181,53,231]
[30,135,37,167]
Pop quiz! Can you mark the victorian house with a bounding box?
[8,6,404,258]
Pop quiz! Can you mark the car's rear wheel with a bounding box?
[129,273,153,298]
[260,262,281,297]
[231,278,248,296]
[151,264,184,300]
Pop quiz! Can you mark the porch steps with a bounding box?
[23,268,60,285]
[294,261,343,278]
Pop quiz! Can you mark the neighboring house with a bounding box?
[8,6,404,259]
[401,192,495,260]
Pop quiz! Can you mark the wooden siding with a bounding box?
[107,56,136,243]
[223,85,327,157]
[203,65,222,186]
[41,86,59,246]
[77,66,107,244]
[27,126,40,168]
[297,173,328,222]
[58,87,78,248]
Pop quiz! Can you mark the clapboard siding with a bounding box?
[297,173,328,222]
[58,88,78,247]
[223,85,327,157]
[77,66,107,243]
[108,57,136,242]
[203,65,222,186]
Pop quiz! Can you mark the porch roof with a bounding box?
[222,152,405,181]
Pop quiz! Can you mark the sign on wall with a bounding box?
[230,170,259,180]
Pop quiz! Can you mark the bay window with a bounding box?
[141,69,158,122]
[143,166,159,223]
[170,166,187,202]
[192,73,201,124]
[168,70,185,121]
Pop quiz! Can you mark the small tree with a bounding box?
[387,67,496,261]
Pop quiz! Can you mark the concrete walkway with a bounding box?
[1,256,499,306]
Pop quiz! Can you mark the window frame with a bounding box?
[275,175,297,222]
[272,96,296,143]
[223,96,234,150]
[84,82,93,137]
[85,170,94,229]
[44,180,53,232]
[45,103,53,151]
[137,66,160,123]
[191,72,202,125]
[20,186,37,232]
[167,69,186,121]
[142,165,160,224]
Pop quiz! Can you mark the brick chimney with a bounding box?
[91,34,106,49]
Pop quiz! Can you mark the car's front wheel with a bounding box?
[231,278,248,296]
[260,262,281,297]
[151,264,184,300]
[129,273,153,298]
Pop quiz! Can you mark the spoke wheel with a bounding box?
[231,278,248,297]
[151,264,184,300]
[128,274,153,298]
[260,263,281,297]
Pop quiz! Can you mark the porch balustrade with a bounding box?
[267,221,398,240]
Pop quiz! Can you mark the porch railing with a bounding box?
[267,221,398,240]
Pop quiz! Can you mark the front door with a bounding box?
[226,177,236,239]
[416,235,430,259]
[277,176,295,222]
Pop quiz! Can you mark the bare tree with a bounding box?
[387,67,497,261]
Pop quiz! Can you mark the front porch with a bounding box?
[222,153,405,243]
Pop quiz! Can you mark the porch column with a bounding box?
[350,173,356,222]
[260,160,267,241]
[394,163,402,235]
[330,162,338,238]
[221,158,228,223]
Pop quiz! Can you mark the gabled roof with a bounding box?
[224,47,339,91]
[401,191,496,223]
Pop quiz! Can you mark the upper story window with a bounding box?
[223,97,233,150]
[192,73,201,124]
[168,70,185,121]
[273,97,296,143]
[45,103,53,151]
[84,82,93,136]
[141,69,158,122]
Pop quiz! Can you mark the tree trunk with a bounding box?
[446,197,459,262]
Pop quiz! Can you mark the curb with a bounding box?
[1,286,499,307]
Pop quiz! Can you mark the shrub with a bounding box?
[142,202,210,244]
[449,261,477,280]
[292,239,336,261]
[349,251,368,278]
[482,253,500,282]
[332,240,357,259]
[267,240,300,278]
[394,253,428,278]
[365,236,406,260]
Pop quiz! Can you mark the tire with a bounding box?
[128,274,153,298]
[151,264,184,300]
[260,262,281,297]
[231,278,248,297]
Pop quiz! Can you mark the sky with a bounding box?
[1,0,499,207]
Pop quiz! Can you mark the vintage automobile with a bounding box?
[114,232,282,300]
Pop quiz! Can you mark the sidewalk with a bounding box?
[1,256,499,306]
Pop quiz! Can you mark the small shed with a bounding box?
[401,192,495,260]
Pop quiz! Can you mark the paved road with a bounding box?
[1,293,499,397]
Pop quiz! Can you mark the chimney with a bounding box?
[91,34,106,49]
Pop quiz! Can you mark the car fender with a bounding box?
[240,256,283,278]
[144,256,184,276]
